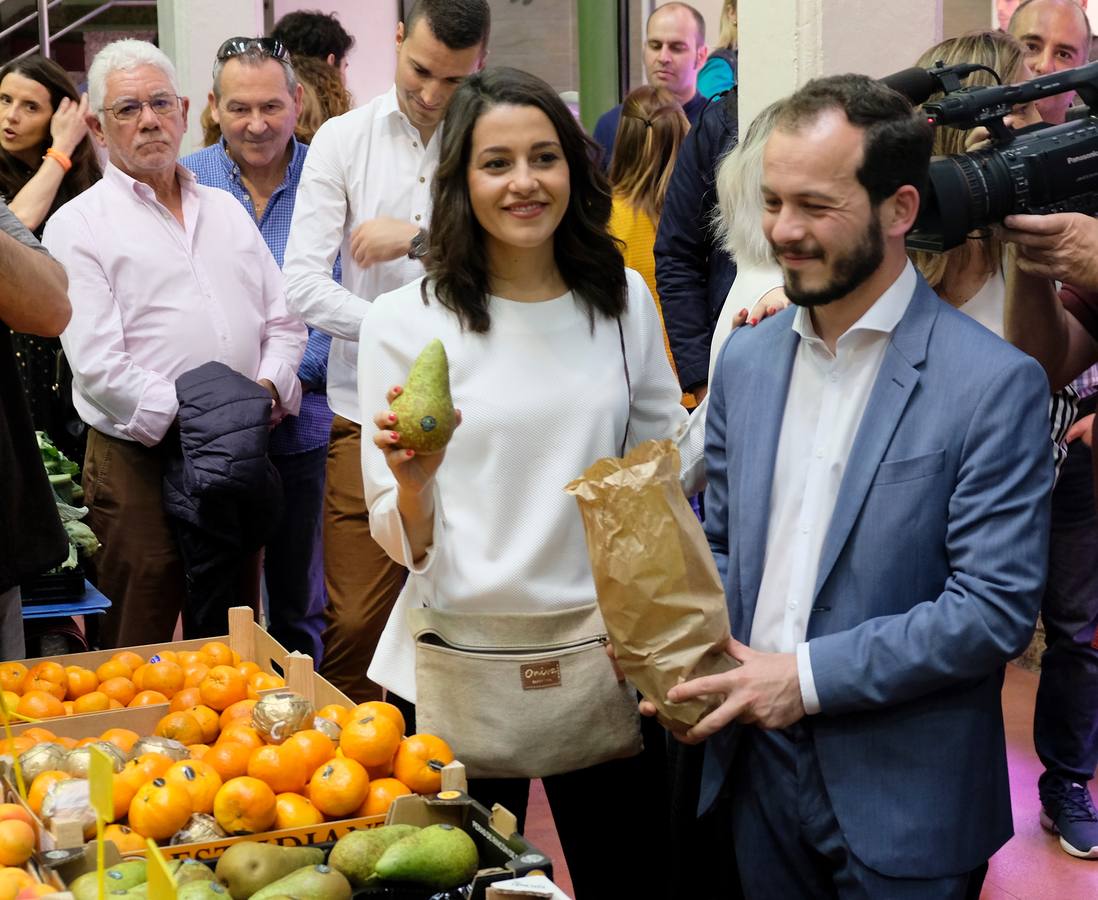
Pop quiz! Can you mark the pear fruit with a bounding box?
[214,842,325,900]
[249,864,352,900]
[328,824,421,886]
[177,882,230,900]
[390,339,456,453]
[71,860,148,900]
[374,822,479,890]
[175,858,218,886]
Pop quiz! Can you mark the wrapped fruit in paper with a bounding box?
[42,777,96,840]
[131,736,189,761]
[64,742,125,778]
[171,812,227,845]
[312,714,341,742]
[18,742,67,782]
[252,691,314,744]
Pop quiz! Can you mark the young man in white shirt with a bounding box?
[283,0,489,702]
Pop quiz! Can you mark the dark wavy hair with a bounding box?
[426,67,626,334]
[0,56,101,227]
[271,10,354,64]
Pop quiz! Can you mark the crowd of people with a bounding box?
[3,0,1098,896]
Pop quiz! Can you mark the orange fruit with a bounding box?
[0,737,32,756]
[340,714,402,768]
[246,673,285,700]
[141,661,184,699]
[203,742,251,782]
[0,663,26,694]
[308,757,369,818]
[111,771,139,822]
[177,651,210,669]
[164,760,222,815]
[236,661,261,679]
[103,823,146,853]
[185,705,221,744]
[128,690,169,708]
[15,884,60,898]
[111,650,145,671]
[72,691,110,714]
[187,744,210,759]
[353,701,406,736]
[200,642,234,667]
[108,699,124,709]
[218,699,256,730]
[213,776,276,834]
[27,770,72,816]
[284,730,335,775]
[356,777,412,818]
[247,742,309,795]
[154,711,204,746]
[130,663,149,691]
[63,666,99,700]
[316,704,351,727]
[199,666,247,712]
[218,724,263,751]
[95,659,132,683]
[128,777,192,841]
[118,753,174,793]
[99,676,136,707]
[366,757,395,780]
[152,650,179,665]
[19,727,55,745]
[99,728,141,755]
[182,665,210,689]
[273,792,324,829]
[20,668,65,702]
[0,820,35,866]
[0,804,35,829]
[392,734,454,794]
[169,687,203,713]
[74,736,100,748]
[53,736,76,750]
[16,690,64,719]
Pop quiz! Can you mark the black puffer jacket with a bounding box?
[162,361,282,637]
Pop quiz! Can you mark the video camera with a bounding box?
[896,60,1098,252]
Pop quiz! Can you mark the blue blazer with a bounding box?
[701,275,1053,878]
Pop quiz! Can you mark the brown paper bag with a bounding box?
[565,439,737,731]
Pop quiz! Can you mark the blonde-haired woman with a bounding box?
[698,0,737,99]
[608,85,696,406]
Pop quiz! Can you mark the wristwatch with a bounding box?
[408,228,428,260]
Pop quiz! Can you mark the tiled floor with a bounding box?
[523,665,1098,899]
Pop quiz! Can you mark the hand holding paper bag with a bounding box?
[565,439,738,732]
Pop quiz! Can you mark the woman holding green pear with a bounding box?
[358,67,700,898]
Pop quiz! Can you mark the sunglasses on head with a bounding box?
[216,37,289,62]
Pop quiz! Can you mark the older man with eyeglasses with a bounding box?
[42,39,306,648]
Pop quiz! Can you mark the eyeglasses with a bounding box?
[104,94,182,122]
[216,37,289,62]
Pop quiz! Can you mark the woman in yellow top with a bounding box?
[608,85,695,407]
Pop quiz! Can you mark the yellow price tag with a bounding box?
[145,839,177,899]
[87,746,114,823]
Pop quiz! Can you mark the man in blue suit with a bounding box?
[655,75,1054,898]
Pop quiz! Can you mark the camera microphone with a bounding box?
[880,63,987,105]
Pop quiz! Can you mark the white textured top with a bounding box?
[752,262,917,714]
[358,269,695,700]
[283,86,438,422]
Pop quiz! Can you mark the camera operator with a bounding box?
[999,0,1098,862]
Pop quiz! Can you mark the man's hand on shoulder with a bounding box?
[640,636,806,743]
[349,218,420,270]
[999,212,1098,291]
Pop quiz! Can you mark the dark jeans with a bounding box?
[388,696,671,900]
[264,446,327,662]
[731,724,987,900]
[1035,472,1098,796]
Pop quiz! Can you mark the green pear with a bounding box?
[373,823,479,890]
[390,339,456,453]
[328,824,421,887]
[249,864,352,900]
[177,882,230,900]
[214,842,325,900]
[175,858,218,886]
[71,860,148,900]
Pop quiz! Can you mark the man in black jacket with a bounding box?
[0,199,71,659]
[655,88,739,402]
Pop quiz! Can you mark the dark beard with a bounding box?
[780,211,885,308]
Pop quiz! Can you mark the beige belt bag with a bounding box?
[408,603,644,779]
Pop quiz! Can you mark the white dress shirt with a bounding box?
[752,262,916,714]
[42,163,305,447]
[283,86,438,422]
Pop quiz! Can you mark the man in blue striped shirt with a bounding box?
[183,37,332,662]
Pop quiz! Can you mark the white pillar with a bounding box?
[739,0,944,128]
[156,0,265,154]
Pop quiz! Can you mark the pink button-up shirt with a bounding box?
[43,163,306,447]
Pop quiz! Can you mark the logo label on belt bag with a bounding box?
[521,660,561,690]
